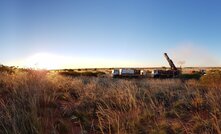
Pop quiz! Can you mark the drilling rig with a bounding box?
[164,53,177,70]
[152,53,181,78]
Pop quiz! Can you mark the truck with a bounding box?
[112,68,146,78]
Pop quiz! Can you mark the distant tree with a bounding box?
[162,66,167,70]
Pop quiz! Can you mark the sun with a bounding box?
[24,53,66,70]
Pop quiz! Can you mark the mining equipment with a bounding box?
[151,53,181,78]
[112,68,146,78]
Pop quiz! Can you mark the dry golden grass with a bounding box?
[0,69,221,134]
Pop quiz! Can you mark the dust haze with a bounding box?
[169,43,220,67]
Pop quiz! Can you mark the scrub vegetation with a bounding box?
[0,67,221,134]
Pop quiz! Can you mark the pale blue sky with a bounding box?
[0,0,221,68]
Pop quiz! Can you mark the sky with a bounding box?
[0,0,221,69]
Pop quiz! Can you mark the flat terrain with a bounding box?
[54,67,221,74]
[0,67,221,134]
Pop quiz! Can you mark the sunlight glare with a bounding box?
[24,53,69,70]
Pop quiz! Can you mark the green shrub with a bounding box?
[180,73,202,80]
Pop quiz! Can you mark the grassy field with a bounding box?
[0,68,221,134]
